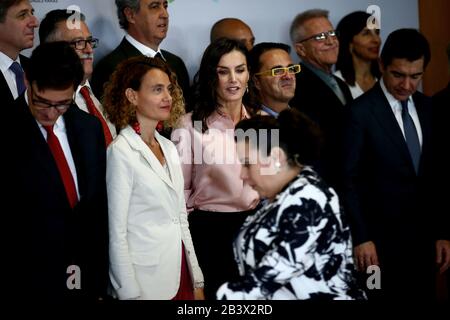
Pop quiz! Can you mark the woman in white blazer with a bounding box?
[103,56,204,300]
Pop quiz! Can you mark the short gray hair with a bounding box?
[289,9,329,44]
[116,0,140,30]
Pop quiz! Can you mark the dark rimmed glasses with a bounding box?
[69,37,99,50]
[31,87,73,111]
[298,30,339,43]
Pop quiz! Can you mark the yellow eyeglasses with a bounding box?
[255,64,301,77]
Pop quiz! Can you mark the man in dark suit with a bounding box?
[91,0,190,102]
[0,0,38,106]
[39,9,117,146]
[4,42,109,301]
[289,9,352,189]
[342,29,450,300]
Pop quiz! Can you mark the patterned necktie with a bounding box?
[10,61,26,96]
[79,86,113,146]
[43,125,78,209]
[329,76,347,105]
[400,99,421,173]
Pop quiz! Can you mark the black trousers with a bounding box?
[188,209,253,300]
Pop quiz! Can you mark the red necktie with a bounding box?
[79,86,113,146]
[43,125,78,209]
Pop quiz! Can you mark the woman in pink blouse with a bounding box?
[172,38,259,300]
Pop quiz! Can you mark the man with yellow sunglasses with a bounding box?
[249,42,300,117]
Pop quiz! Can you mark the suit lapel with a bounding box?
[18,96,71,201]
[300,64,346,108]
[413,92,432,174]
[119,38,144,59]
[368,84,417,170]
[0,72,14,107]
[122,126,176,192]
[63,105,87,199]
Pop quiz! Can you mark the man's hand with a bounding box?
[354,241,379,272]
[436,240,450,274]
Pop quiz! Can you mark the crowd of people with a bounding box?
[1,0,449,301]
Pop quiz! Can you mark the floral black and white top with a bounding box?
[216,167,365,300]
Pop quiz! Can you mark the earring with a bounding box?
[132,121,141,135]
[246,84,249,94]
[274,161,281,174]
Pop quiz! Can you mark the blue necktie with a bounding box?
[10,62,26,96]
[401,99,421,173]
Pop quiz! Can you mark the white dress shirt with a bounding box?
[0,51,23,100]
[380,78,423,147]
[125,34,165,60]
[334,70,365,99]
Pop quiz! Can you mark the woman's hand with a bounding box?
[194,287,205,300]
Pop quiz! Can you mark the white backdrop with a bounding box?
[28,0,419,82]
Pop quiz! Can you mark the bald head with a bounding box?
[210,18,255,51]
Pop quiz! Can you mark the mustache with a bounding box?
[80,53,94,59]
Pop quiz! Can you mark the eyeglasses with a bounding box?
[255,64,301,77]
[298,30,339,43]
[69,37,99,50]
[31,88,73,111]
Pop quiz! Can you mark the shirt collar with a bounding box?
[125,34,163,58]
[380,78,412,111]
[260,104,290,118]
[76,80,92,95]
[0,51,21,74]
[208,105,250,126]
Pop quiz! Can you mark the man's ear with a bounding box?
[124,7,135,25]
[252,75,261,91]
[295,42,306,58]
[125,88,137,106]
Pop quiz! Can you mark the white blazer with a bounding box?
[107,126,203,300]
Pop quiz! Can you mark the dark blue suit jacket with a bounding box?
[341,82,440,252]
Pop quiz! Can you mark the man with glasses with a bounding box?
[39,9,116,146]
[289,9,352,190]
[249,42,299,117]
[4,41,109,300]
[0,0,39,106]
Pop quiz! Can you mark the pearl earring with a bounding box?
[275,161,281,173]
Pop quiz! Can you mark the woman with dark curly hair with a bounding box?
[171,38,259,300]
[104,56,204,300]
[335,11,381,98]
